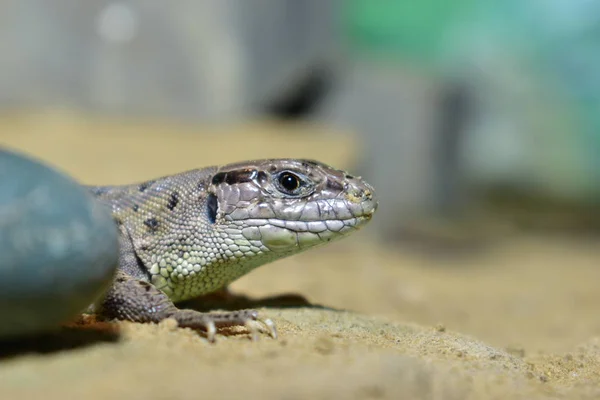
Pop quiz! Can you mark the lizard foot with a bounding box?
[169,309,277,342]
[96,271,277,342]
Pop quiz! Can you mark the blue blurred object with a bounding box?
[0,149,118,338]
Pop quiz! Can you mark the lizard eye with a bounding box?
[273,170,316,197]
[279,172,300,191]
[275,171,304,195]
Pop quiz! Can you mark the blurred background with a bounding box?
[2,0,599,241]
[1,0,600,352]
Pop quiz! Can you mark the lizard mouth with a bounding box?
[236,215,373,253]
[242,215,372,233]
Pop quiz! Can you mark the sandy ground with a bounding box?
[1,111,600,399]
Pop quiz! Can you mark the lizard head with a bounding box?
[207,159,378,255]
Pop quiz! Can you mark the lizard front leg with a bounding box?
[92,225,276,342]
[96,270,276,342]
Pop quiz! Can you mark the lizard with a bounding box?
[87,158,377,341]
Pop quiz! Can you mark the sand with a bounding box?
[1,111,599,399]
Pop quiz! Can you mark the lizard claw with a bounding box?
[245,316,278,341]
[259,317,278,340]
[205,319,217,343]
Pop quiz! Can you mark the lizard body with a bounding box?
[88,159,377,341]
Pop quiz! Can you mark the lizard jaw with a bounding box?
[234,215,373,253]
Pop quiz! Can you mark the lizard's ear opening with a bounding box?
[207,193,218,224]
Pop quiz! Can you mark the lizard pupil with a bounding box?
[278,172,300,192]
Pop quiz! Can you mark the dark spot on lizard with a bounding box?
[207,193,218,224]
[224,169,257,184]
[140,244,149,251]
[326,179,344,191]
[138,180,155,192]
[211,172,226,185]
[301,160,319,169]
[115,217,123,226]
[345,174,355,179]
[144,217,160,232]
[212,169,257,186]
[132,204,139,212]
[167,191,179,211]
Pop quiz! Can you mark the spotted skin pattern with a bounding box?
[87,159,377,341]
